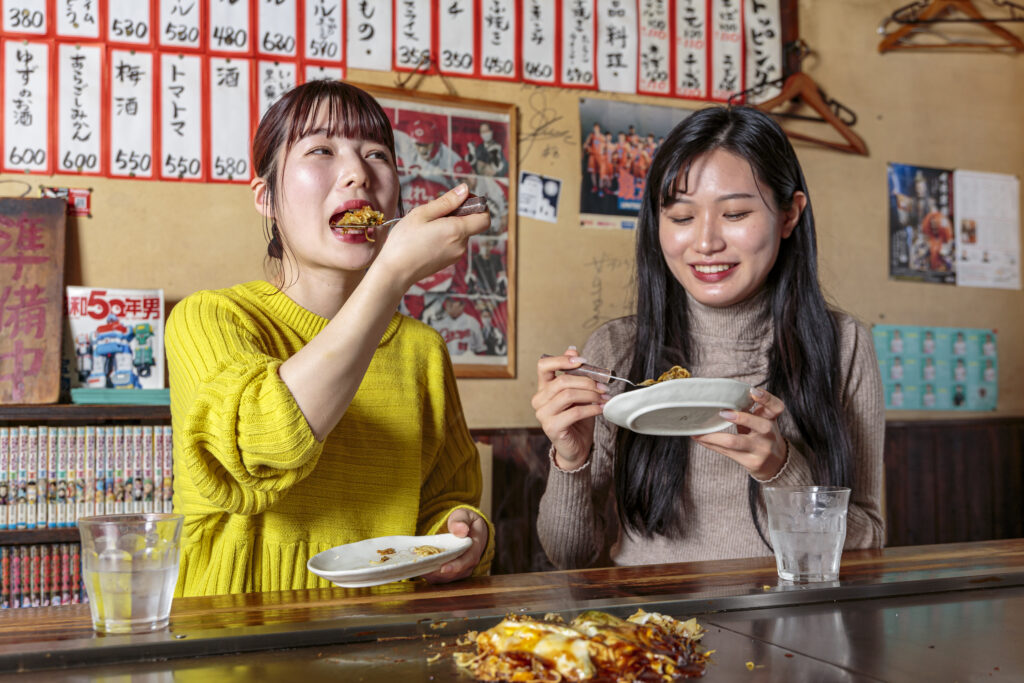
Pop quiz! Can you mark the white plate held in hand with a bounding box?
[307,533,472,588]
[603,378,754,436]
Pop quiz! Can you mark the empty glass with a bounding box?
[763,486,851,583]
[78,513,183,634]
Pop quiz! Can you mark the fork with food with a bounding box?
[331,194,489,242]
[540,354,691,387]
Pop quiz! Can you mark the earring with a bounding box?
[268,220,283,258]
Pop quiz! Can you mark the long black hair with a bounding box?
[614,106,853,544]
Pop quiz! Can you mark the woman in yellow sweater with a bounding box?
[166,80,493,597]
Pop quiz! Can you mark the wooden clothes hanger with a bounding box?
[750,72,869,156]
[878,0,1024,52]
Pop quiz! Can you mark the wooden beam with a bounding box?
[780,0,801,76]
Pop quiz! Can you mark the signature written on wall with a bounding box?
[517,86,573,163]
[584,253,633,330]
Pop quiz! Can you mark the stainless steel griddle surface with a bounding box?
[6,565,1024,682]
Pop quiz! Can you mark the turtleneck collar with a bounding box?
[682,287,774,383]
[685,287,773,344]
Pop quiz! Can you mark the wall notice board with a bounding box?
[0,197,65,404]
[0,1,1022,427]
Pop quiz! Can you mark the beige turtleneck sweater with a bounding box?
[537,291,885,569]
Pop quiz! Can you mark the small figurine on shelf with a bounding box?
[86,314,134,388]
[110,352,141,389]
[64,286,167,392]
[132,323,156,378]
[74,333,93,382]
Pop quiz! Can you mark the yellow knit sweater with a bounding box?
[167,280,492,597]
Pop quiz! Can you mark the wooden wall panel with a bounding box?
[474,429,555,576]
[883,418,1024,547]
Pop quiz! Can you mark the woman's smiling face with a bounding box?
[658,148,805,308]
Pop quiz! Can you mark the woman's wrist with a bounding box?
[551,445,591,473]
[363,258,414,303]
[752,438,791,484]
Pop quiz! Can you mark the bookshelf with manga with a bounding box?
[1,544,82,609]
[0,423,174,609]
[0,278,173,608]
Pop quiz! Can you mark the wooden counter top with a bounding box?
[3,538,1024,680]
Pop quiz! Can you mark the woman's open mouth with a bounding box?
[330,206,384,228]
[328,206,385,241]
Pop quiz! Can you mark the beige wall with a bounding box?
[3,0,1022,427]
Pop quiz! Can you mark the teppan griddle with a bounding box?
[3,539,1024,681]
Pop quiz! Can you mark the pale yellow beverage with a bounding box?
[85,564,178,633]
[78,513,183,634]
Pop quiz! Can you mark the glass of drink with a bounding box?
[763,486,851,583]
[77,513,184,634]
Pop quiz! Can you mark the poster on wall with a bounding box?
[579,98,692,230]
[517,171,562,224]
[62,286,165,392]
[360,84,516,379]
[953,170,1021,290]
[887,163,956,285]
[873,324,997,411]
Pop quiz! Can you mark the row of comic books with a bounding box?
[0,426,174,529]
[1,544,84,609]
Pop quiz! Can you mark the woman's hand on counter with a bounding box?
[422,508,489,583]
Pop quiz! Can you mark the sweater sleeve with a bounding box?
[536,321,625,569]
[767,315,886,548]
[168,292,322,517]
[837,316,887,548]
[416,345,495,576]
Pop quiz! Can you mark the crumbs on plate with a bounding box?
[370,547,397,565]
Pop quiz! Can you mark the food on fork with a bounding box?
[639,365,691,386]
[330,205,385,228]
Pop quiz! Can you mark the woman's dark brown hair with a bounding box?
[616,105,852,547]
[251,80,397,265]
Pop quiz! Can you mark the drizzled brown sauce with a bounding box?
[453,610,711,681]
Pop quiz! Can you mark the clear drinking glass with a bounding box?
[763,486,851,583]
[77,513,184,634]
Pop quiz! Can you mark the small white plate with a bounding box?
[603,378,754,436]
[307,533,472,588]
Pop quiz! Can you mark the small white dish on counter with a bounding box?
[307,533,472,588]
[603,378,755,436]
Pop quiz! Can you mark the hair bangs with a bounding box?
[658,157,692,211]
[285,82,396,160]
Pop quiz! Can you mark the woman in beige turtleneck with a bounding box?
[533,106,885,569]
